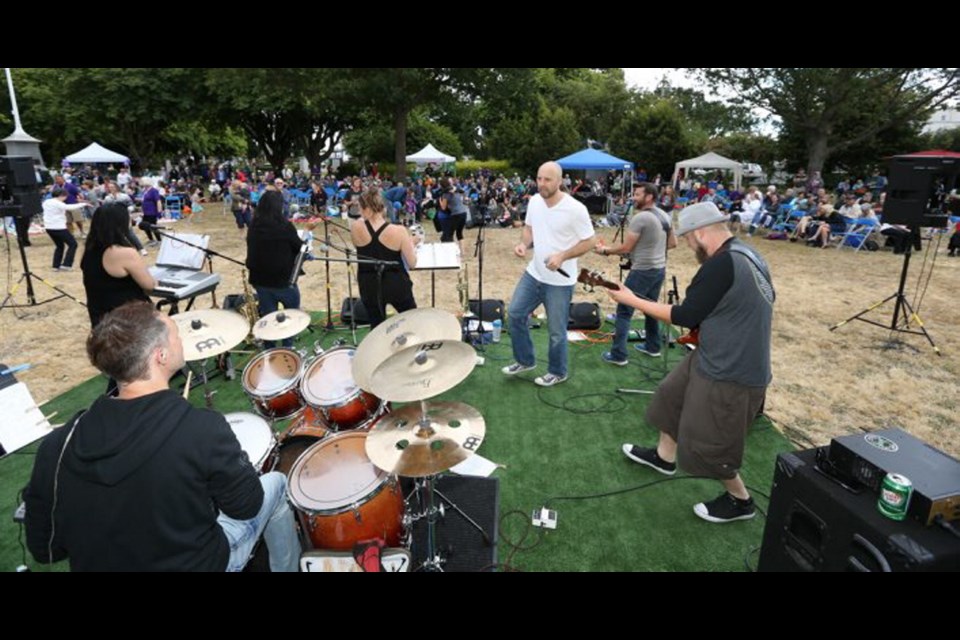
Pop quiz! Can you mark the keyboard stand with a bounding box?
[153,282,220,315]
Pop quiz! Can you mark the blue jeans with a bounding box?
[610,268,665,360]
[218,472,301,572]
[507,272,574,377]
[254,284,301,348]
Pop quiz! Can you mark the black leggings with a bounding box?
[358,271,417,329]
[441,214,466,243]
[140,216,160,242]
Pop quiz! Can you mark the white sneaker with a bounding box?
[534,373,568,387]
[501,362,535,376]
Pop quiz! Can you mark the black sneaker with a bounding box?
[693,492,756,523]
[621,444,676,476]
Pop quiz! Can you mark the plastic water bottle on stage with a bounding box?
[492,319,502,342]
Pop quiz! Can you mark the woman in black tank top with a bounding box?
[350,188,420,328]
[81,204,156,329]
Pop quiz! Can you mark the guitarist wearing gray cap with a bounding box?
[607,201,775,524]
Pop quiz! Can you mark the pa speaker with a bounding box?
[340,297,369,325]
[883,154,960,228]
[0,156,37,188]
[757,448,960,572]
[0,191,42,218]
[469,299,504,322]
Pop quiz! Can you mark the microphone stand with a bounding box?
[468,217,487,349]
[319,215,352,331]
[326,229,397,344]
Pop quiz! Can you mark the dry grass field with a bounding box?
[2,202,957,455]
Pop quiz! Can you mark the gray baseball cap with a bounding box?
[677,201,730,236]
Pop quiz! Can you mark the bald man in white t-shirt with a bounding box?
[501,161,595,387]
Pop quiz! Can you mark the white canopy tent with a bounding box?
[64,142,130,165]
[405,143,456,164]
[672,152,742,191]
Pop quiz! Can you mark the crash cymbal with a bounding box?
[353,308,462,392]
[365,402,485,477]
[173,309,249,361]
[367,340,475,402]
[253,308,312,341]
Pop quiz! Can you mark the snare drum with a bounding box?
[287,432,404,551]
[300,347,383,431]
[224,412,278,474]
[242,348,305,419]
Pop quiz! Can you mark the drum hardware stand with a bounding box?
[405,400,492,572]
[0,223,87,314]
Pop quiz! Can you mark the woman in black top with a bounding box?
[246,189,309,347]
[350,188,419,328]
[81,204,157,329]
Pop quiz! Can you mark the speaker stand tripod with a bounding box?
[0,224,86,314]
[829,231,941,356]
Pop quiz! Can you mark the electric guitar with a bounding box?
[577,269,700,346]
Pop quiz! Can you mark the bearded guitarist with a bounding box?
[606,202,776,524]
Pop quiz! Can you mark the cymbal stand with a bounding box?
[405,401,491,572]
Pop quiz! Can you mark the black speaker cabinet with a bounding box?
[340,297,369,325]
[0,156,37,188]
[758,448,960,572]
[469,299,504,322]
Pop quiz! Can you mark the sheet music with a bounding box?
[450,453,499,478]
[0,382,53,457]
[413,242,461,270]
[156,233,210,269]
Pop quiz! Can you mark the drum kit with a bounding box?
[173,305,488,571]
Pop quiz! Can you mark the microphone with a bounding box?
[544,258,571,278]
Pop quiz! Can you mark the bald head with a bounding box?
[537,162,563,202]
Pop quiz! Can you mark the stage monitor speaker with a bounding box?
[0,156,37,188]
[409,475,499,572]
[757,448,960,572]
[882,154,959,228]
[469,299,504,322]
[569,302,601,330]
[340,297,370,325]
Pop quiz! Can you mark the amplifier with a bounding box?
[827,428,960,524]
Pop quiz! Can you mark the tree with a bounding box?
[206,68,356,171]
[345,110,463,165]
[488,102,581,175]
[350,68,536,180]
[608,100,697,180]
[544,68,633,145]
[690,68,960,174]
[653,81,757,137]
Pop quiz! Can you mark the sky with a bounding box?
[622,68,696,92]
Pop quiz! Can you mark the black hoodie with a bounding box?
[25,390,262,571]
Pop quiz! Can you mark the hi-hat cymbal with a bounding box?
[173,309,249,361]
[365,402,485,477]
[253,308,312,341]
[353,308,462,392]
[367,340,475,402]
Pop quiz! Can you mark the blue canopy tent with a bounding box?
[556,149,635,214]
[556,148,634,171]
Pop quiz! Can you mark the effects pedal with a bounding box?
[531,507,558,529]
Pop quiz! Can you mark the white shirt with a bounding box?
[524,193,594,286]
[117,170,131,188]
[42,198,86,231]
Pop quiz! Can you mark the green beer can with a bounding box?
[878,473,912,521]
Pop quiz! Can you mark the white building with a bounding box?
[922,108,960,134]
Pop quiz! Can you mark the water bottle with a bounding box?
[491,319,502,342]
